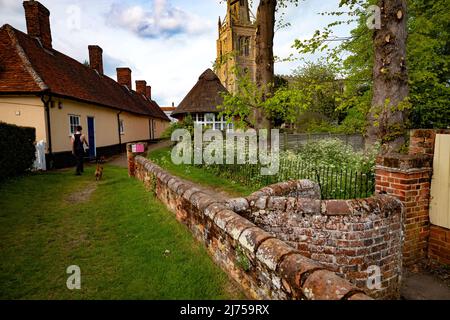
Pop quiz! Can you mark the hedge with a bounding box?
[0,122,36,181]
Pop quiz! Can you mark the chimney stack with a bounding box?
[23,0,52,49]
[116,68,132,89]
[88,45,104,75]
[135,80,147,96]
[146,86,152,100]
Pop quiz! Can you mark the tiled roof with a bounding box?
[172,69,228,118]
[0,24,169,121]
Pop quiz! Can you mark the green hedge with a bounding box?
[0,122,36,181]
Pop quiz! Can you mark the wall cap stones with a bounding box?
[376,153,432,170]
[238,227,275,254]
[132,155,373,300]
[256,238,298,271]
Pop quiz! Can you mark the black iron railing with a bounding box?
[200,161,375,200]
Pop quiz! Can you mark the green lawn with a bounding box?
[149,147,257,197]
[0,165,243,300]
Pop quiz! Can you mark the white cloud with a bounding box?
[106,0,211,39]
[0,0,22,11]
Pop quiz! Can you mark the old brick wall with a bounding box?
[375,129,450,268]
[132,155,372,300]
[429,226,450,266]
[227,181,403,299]
[409,129,450,157]
[376,154,432,267]
[409,129,450,267]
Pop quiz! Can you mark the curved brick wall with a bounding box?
[132,155,372,300]
[227,180,404,299]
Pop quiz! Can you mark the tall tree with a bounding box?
[250,0,277,129]
[367,0,409,152]
[240,0,300,129]
[294,0,412,151]
[255,0,277,89]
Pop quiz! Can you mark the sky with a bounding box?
[0,0,355,106]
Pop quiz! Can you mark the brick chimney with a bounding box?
[146,86,152,100]
[117,68,132,89]
[23,0,52,49]
[88,45,104,75]
[135,80,147,96]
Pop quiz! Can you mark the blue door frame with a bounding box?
[87,117,96,159]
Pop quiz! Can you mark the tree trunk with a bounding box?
[252,0,277,130]
[367,0,409,153]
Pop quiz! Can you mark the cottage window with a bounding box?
[205,113,215,128]
[194,113,233,132]
[69,115,81,135]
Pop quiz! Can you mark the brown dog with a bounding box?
[95,156,106,181]
[95,163,103,181]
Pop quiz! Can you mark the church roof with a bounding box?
[172,69,229,118]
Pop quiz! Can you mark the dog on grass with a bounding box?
[95,156,105,181]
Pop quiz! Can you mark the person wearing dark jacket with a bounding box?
[71,126,89,176]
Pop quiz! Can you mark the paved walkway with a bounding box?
[107,139,231,202]
[108,140,173,168]
[401,264,450,300]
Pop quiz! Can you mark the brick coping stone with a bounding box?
[133,155,373,300]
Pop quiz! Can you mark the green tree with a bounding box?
[295,0,450,137]
[291,61,344,122]
[218,0,302,130]
[408,0,450,129]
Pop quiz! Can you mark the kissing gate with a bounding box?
[430,134,450,236]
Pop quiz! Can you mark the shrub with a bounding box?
[295,138,378,172]
[161,114,195,139]
[198,138,379,199]
[0,122,36,181]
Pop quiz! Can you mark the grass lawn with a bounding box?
[0,164,243,300]
[149,147,257,197]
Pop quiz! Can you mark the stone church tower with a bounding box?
[216,0,257,93]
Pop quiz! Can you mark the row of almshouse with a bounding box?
[0,1,170,168]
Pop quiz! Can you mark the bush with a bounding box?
[161,114,195,139]
[0,122,36,181]
[195,138,379,199]
[295,138,378,172]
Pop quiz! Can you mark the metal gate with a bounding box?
[430,134,450,229]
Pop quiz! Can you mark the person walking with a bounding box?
[71,126,89,176]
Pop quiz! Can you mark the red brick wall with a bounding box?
[131,154,372,300]
[227,181,403,299]
[375,129,450,268]
[429,225,450,266]
[375,154,433,267]
[409,129,450,267]
[409,129,450,157]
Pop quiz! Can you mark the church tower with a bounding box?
[216,0,256,93]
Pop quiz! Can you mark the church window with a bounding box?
[238,36,250,57]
